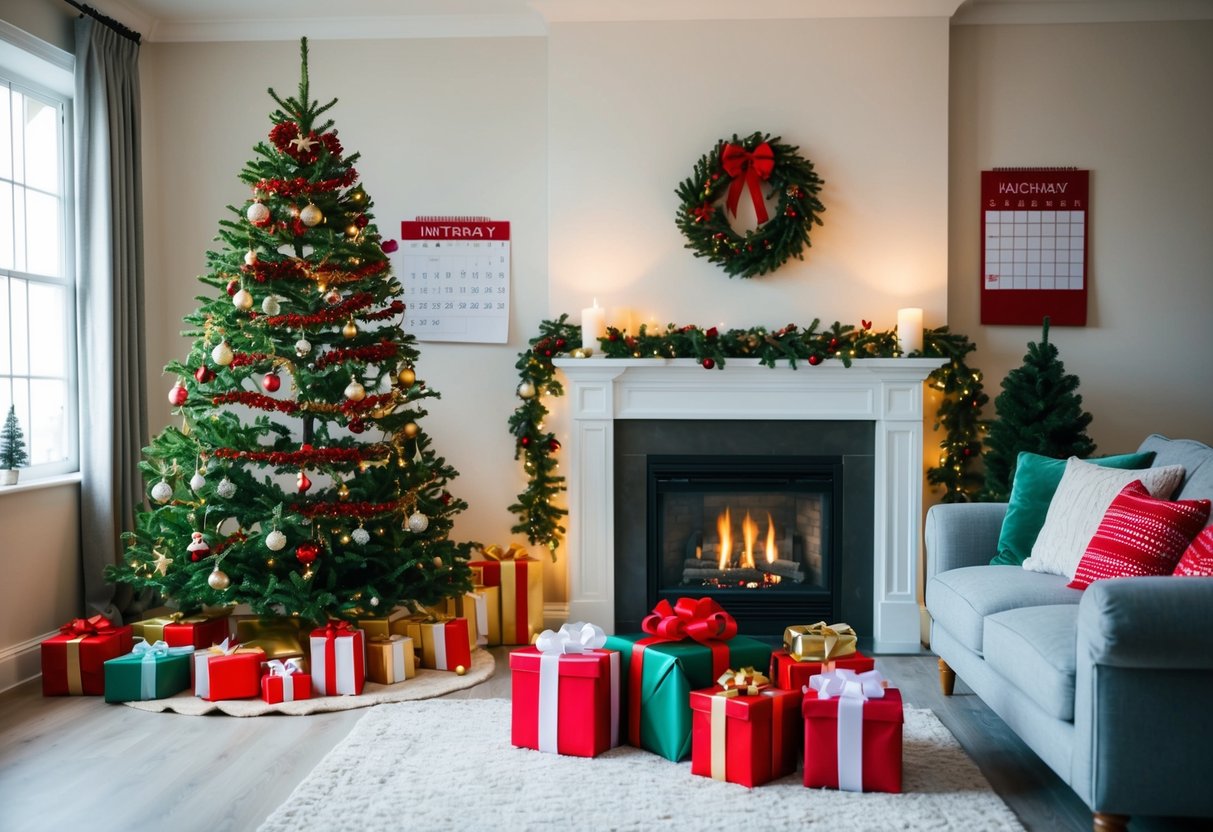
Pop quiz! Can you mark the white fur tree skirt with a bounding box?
[257,698,1024,831]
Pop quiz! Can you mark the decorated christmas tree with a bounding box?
[982,317,1096,500]
[106,39,472,624]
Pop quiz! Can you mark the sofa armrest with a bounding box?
[1078,577,1213,668]
[924,502,1008,579]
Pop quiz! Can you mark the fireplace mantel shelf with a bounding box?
[553,356,945,652]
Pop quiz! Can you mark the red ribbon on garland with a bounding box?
[721,142,775,225]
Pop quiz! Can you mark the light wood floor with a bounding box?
[0,651,1203,832]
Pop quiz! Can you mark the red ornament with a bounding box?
[354,214,368,228]
[381,239,399,253]
[295,542,321,565]
[548,438,561,452]
[297,471,312,493]
[701,358,716,370]
[168,381,188,407]
[808,355,822,366]
[706,327,719,339]
[829,337,838,349]
[440,491,452,506]
[555,338,567,349]
[519,437,531,448]
[262,371,281,393]
[861,319,872,330]
[348,418,365,434]
[226,279,240,297]
[194,366,215,384]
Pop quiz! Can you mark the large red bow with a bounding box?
[323,620,352,638]
[641,597,737,645]
[59,615,114,638]
[721,142,775,225]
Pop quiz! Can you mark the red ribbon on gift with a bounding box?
[321,621,352,696]
[629,598,737,746]
[721,142,775,225]
[59,615,115,638]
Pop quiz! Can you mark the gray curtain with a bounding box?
[73,16,148,622]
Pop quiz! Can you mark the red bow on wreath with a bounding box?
[721,142,775,225]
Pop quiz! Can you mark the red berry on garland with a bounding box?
[348,418,365,434]
[829,337,838,349]
[548,438,561,452]
[544,350,552,358]
[295,542,321,565]
[354,214,368,228]
[555,338,567,349]
[520,437,531,448]
[701,358,715,370]
[963,448,973,457]
[194,365,215,384]
[808,355,822,366]
[440,490,452,506]
[168,380,188,407]
[226,279,239,297]
[262,371,281,393]
[608,332,619,342]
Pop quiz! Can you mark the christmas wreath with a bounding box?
[675,131,825,279]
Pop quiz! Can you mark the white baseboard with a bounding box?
[0,631,52,694]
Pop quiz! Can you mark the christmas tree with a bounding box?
[106,39,472,624]
[982,317,1096,500]
[1,405,29,469]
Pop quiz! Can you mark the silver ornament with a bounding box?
[517,381,536,399]
[216,477,236,499]
[246,202,270,224]
[344,380,366,402]
[369,596,380,607]
[232,289,254,311]
[295,337,312,357]
[189,471,206,492]
[151,480,173,503]
[244,250,257,266]
[207,567,231,590]
[261,295,281,316]
[407,512,429,533]
[351,527,370,545]
[211,340,234,366]
[265,529,287,551]
[300,203,323,227]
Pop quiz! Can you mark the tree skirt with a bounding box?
[257,698,1025,831]
[124,648,494,716]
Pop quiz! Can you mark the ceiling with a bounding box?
[83,0,1212,42]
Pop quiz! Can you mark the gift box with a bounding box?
[366,635,415,685]
[783,622,858,663]
[310,622,366,696]
[235,616,307,660]
[689,669,779,788]
[442,587,500,649]
[470,544,542,645]
[104,639,194,703]
[510,622,620,758]
[357,607,414,640]
[604,598,771,762]
[418,618,472,672]
[261,658,313,704]
[131,609,231,650]
[194,639,266,701]
[42,616,134,696]
[803,669,903,793]
[769,650,875,692]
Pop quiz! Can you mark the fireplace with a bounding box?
[647,455,842,633]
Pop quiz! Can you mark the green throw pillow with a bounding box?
[990,450,1156,566]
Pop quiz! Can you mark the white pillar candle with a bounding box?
[897,307,923,356]
[581,299,607,351]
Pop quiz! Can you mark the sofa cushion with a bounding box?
[1137,434,1213,505]
[1173,526,1213,577]
[926,565,1082,654]
[992,451,1155,566]
[984,605,1078,722]
[1068,481,1210,590]
[1023,458,1185,579]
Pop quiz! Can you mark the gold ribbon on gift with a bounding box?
[715,666,770,697]
[709,667,771,782]
[783,622,857,662]
[66,637,85,695]
[481,543,527,561]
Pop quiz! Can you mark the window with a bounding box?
[0,25,76,479]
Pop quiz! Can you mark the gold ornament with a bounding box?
[207,567,230,590]
[344,380,367,402]
[337,483,350,501]
[432,556,443,567]
[397,367,416,386]
[403,422,419,439]
[300,203,323,227]
[342,319,358,339]
[455,665,467,676]
[517,381,536,399]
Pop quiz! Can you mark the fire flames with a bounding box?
[707,507,781,585]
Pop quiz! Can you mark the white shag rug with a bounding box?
[124,648,494,716]
[257,698,1024,831]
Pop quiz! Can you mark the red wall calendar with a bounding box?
[980,168,1089,326]
[399,217,511,343]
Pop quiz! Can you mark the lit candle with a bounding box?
[897,307,923,356]
[581,298,607,351]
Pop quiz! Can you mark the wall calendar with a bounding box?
[980,168,1088,326]
[399,217,511,343]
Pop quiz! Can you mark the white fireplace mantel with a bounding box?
[553,356,945,652]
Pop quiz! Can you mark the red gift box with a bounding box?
[769,649,875,692]
[689,668,798,788]
[41,616,133,696]
[418,618,472,673]
[131,611,231,649]
[470,544,542,645]
[194,640,266,701]
[310,622,365,696]
[509,623,620,758]
[260,658,313,704]
[765,687,802,779]
[802,671,903,793]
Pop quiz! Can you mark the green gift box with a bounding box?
[605,631,771,762]
[103,640,194,703]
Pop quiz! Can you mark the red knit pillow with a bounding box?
[1173,526,1213,577]
[1067,480,1211,590]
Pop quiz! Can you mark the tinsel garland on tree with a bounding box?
[509,316,988,557]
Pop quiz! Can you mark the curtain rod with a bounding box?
[63,0,142,45]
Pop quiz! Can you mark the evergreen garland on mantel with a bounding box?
[509,316,988,558]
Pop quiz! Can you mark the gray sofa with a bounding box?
[925,435,1213,831]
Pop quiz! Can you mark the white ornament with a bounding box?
[369,596,380,607]
[351,528,370,545]
[344,380,366,402]
[407,512,429,533]
[151,480,173,503]
[232,289,254,311]
[265,529,287,551]
[211,340,234,366]
[295,337,312,357]
[300,203,323,227]
[207,568,231,591]
[517,381,536,399]
[246,202,270,224]
[244,250,257,266]
[189,471,207,492]
[261,295,281,316]
[216,477,236,499]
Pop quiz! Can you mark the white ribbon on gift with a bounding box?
[193,637,241,698]
[131,638,194,701]
[471,592,489,646]
[432,623,448,671]
[266,658,305,701]
[533,622,610,754]
[809,668,887,793]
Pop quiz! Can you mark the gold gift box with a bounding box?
[366,635,415,685]
[470,546,542,646]
[357,607,414,640]
[235,616,307,661]
[441,586,501,649]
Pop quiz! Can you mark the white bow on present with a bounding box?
[808,668,888,792]
[266,658,305,701]
[533,622,618,753]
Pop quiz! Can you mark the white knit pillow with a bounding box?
[1022,458,1185,578]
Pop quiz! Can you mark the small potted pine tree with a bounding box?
[0,405,29,485]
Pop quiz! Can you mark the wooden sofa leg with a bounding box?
[937,658,956,696]
[1092,812,1128,831]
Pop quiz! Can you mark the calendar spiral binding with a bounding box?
[414,215,490,222]
[991,166,1079,171]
